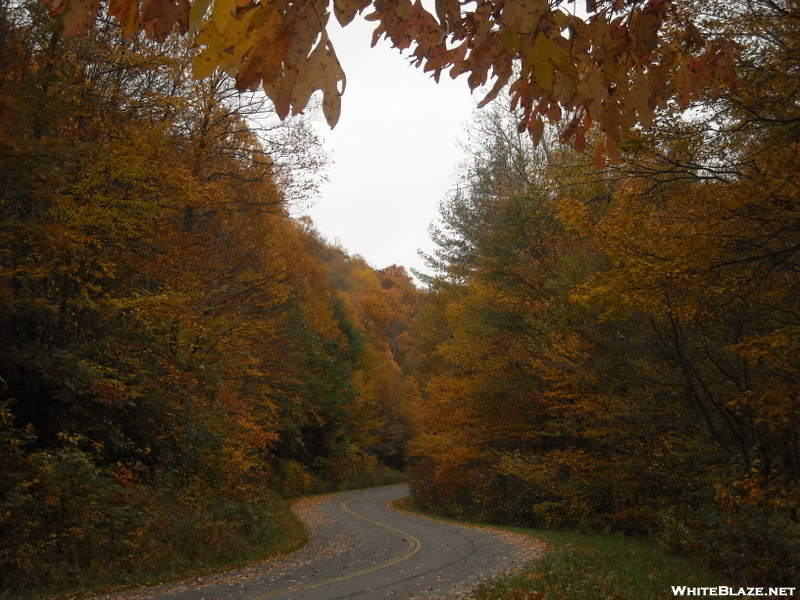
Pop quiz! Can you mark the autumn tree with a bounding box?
[409,104,607,523]
[407,17,800,575]
[317,249,419,473]
[0,3,409,592]
[555,0,800,568]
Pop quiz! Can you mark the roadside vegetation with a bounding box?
[473,530,721,600]
[9,499,308,600]
[394,498,721,600]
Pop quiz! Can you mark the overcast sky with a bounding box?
[301,13,479,280]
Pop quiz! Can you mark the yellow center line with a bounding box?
[247,498,422,600]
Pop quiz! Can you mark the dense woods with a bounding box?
[0,3,416,593]
[407,0,800,586]
[2,0,800,596]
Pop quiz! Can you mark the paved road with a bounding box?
[102,485,544,600]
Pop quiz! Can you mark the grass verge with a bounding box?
[393,498,720,600]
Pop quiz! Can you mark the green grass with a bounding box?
[393,498,721,600]
[473,529,720,600]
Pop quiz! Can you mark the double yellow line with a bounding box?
[248,499,422,599]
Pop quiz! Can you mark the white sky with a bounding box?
[302,13,479,280]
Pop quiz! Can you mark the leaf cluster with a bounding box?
[42,0,740,162]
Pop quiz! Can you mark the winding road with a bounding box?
[101,485,545,600]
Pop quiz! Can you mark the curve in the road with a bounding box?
[92,485,547,600]
[248,499,423,600]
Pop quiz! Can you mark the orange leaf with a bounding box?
[594,139,606,170]
[531,114,544,147]
[290,40,346,127]
[333,0,371,27]
[574,130,585,153]
[62,0,100,36]
[141,0,189,41]
[109,0,140,37]
[500,0,547,34]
